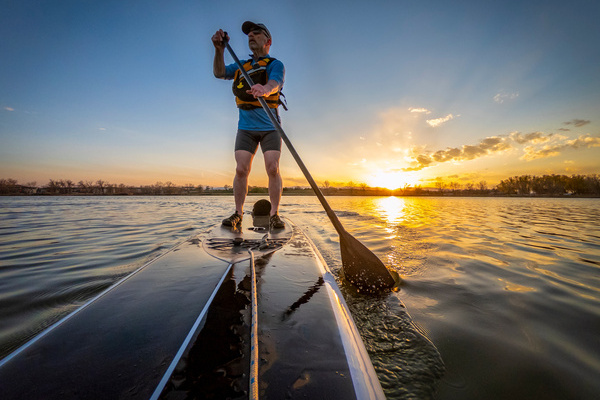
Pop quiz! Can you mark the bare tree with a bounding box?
[152,182,164,195]
[65,179,74,194]
[0,178,19,194]
[448,181,461,192]
[47,179,60,194]
[96,180,107,195]
[164,181,176,195]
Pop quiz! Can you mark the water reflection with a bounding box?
[374,196,408,227]
[2,196,600,399]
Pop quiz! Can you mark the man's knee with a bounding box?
[264,151,281,177]
[236,163,251,177]
[235,150,254,178]
[265,160,280,177]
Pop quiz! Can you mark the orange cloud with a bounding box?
[522,134,600,161]
[509,131,554,144]
[405,136,511,171]
[404,132,599,171]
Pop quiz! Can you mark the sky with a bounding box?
[1,0,599,189]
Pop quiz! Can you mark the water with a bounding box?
[1,196,599,399]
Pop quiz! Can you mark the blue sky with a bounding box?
[1,0,599,188]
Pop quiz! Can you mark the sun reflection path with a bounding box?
[375,196,408,229]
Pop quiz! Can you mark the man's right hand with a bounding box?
[212,29,229,50]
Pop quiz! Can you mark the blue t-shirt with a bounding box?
[224,56,285,131]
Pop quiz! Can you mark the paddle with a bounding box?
[222,35,397,292]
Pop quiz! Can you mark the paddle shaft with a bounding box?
[224,41,346,236]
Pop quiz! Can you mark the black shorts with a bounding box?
[235,129,282,154]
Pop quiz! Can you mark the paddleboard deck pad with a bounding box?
[203,214,293,263]
[0,209,385,399]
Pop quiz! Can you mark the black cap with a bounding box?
[242,21,271,39]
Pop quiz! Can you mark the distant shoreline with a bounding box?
[3,174,599,197]
[2,192,599,198]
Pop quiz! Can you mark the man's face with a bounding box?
[248,29,270,52]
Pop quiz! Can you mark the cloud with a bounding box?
[563,119,591,127]
[4,107,14,112]
[493,91,519,103]
[426,114,455,127]
[409,107,431,114]
[404,135,512,171]
[509,131,553,144]
[403,131,599,171]
[521,134,600,161]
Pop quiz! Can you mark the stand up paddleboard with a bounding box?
[0,200,385,399]
[154,200,384,399]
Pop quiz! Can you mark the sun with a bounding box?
[367,170,421,190]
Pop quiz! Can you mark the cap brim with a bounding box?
[242,21,258,35]
[242,21,271,38]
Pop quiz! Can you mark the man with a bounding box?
[212,21,285,229]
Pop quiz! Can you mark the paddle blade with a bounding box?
[339,233,397,293]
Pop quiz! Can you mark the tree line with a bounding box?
[496,174,600,195]
[1,174,599,196]
[0,178,213,195]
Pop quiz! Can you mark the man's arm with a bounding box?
[246,80,280,98]
[212,30,228,79]
[247,59,284,98]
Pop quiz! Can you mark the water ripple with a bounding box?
[1,196,599,399]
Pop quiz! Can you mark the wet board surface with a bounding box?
[157,220,385,400]
[256,224,384,399]
[0,236,231,400]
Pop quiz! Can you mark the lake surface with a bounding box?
[1,196,599,399]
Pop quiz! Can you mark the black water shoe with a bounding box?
[222,212,242,227]
[270,214,285,229]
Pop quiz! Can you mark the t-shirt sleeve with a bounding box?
[224,62,239,80]
[267,60,285,87]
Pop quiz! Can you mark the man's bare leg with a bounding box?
[234,150,254,215]
[264,150,282,216]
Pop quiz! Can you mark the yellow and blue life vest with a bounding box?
[232,58,281,110]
